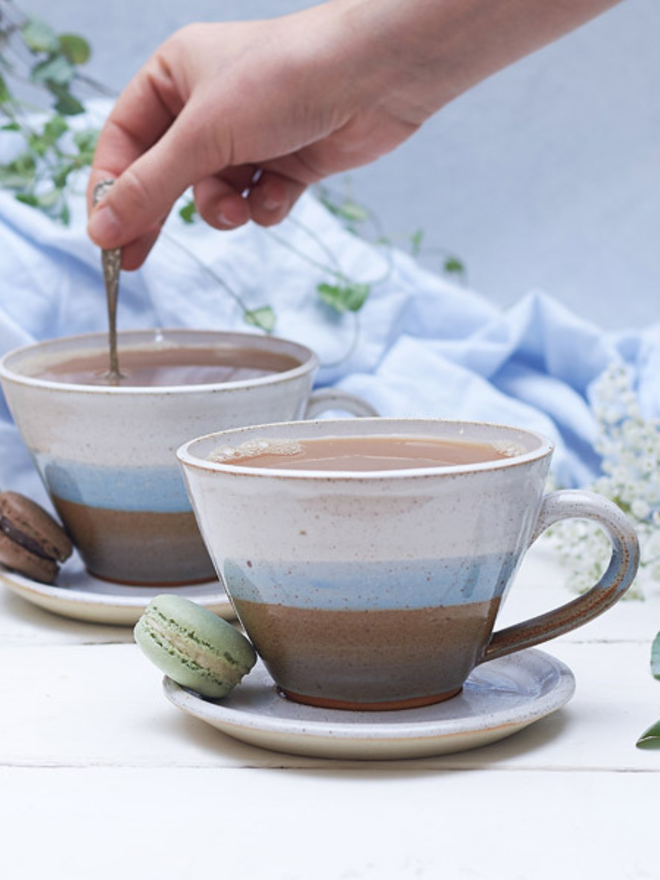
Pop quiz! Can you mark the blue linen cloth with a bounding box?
[0,176,657,507]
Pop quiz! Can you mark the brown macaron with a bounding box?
[0,491,73,584]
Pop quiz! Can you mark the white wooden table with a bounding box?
[1,541,658,880]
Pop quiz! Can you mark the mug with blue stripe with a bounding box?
[0,329,376,586]
[178,417,640,710]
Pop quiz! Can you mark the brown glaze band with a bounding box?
[234,597,501,707]
[52,495,216,586]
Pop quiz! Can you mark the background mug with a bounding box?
[178,417,639,710]
[0,329,376,586]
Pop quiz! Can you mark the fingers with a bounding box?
[193,168,308,232]
[247,171,307,227]
[88,112,207,248]
[193,167,256,230]
[88,33,238,254]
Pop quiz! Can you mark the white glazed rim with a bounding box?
[177,417,555,480]
[0,328,317,394]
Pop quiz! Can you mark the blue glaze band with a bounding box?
[35,454,191,512]
[223,553,521,611]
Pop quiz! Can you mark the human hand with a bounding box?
[86,2,423,269]
[87,0,620,270]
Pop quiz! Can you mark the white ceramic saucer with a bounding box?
[163,648,575,760]
[0,552,232,626]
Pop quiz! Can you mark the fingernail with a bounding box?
[87,204,121,246]
[262,195,282,212]
[217,210,239,228]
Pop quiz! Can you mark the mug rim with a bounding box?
[0,328,317,395]
[177,417,555,480]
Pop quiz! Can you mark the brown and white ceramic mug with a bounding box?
[0,329,376,586]
[178,417,639,710]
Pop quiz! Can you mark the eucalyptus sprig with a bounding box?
[318,181,468,285]
[636,632,660,749]
[0,1,106,222]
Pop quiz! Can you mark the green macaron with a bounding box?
[134,594,257,699]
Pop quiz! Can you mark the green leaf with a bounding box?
[636,718,660,749]
[317,281,370,314]
[72,128,99,162]
[651,631,660,679]
[28,115,68,156]
[73,129,99,151]
[37,190,60,209]
[21,16,60,54]
[15,193,39,207]
[31,54,75,87]
[0,71,11,104]
[1,122,21,132]
[48,84,85,116]
[444,256,466,276]
[243,306,276,333]
[0,152,36,188]
[337,199,369,224]
[44,115,69,142]
[179,200,198,224]
[410,229,424,257]
[52,161,76,188]
[58,34,91,65]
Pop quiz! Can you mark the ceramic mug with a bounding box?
[178,417,639,711]
[0,329,376,586]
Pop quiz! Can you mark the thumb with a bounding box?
[87,102,228,252]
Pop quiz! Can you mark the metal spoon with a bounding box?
[92,179,122,384]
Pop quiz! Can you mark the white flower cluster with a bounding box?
[549,362,660,599]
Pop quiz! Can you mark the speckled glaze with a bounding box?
[178,418,640,710]
[0,330,376,586]
[163,650,576,760]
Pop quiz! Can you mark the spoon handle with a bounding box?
[101,246,121,377]
[92,180,122,382]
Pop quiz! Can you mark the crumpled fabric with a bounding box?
[0,160,656,505]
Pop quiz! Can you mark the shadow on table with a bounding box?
[0,586,133,644]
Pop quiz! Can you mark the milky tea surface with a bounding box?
[31,345,301,387]
[209,434,518,471]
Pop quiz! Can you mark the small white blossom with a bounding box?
[631,499,651,521]
[549,362,660,599]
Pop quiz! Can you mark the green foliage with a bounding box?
[652,631,660,679]
[178,199,198,224]
[0,3,95,222]
[444,255,466,280]
[636,633,660,748]
[0,2,467,338]
[317,281,370,314]
[410,229,424,256]
[243,306,276,333]
[20,15,59,53]
[637,719,660,749]
[58,34,91,65]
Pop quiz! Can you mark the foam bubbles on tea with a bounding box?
[208,434,516,471]
[208,439,303,463]
[492,440,527,458]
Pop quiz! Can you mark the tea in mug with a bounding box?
[209,433,516,471]
[30,345,301,387]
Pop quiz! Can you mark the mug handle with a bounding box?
[482,489,640,664]
[303,388,379,418]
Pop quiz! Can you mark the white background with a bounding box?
[18,0,660,330]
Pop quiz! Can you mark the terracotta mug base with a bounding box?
[87,568,217,588]
[277,686,464,712]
